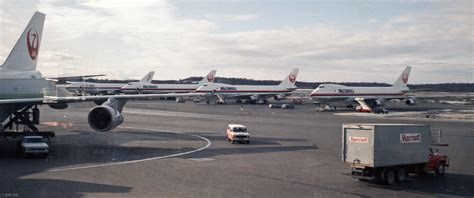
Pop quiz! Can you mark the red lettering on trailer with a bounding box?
[349,136,368,143]
[400,133,421,143]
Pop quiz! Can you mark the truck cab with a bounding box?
[426,148,449,175]
[226,124,250,144]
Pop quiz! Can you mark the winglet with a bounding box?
[279,68,299,86]
[199,70,217,84]
[1,12,45,72]
[139,71,155,83]
[392,66,411,90]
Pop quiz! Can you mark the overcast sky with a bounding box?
[0,0,472,83]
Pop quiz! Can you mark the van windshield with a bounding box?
[233,128,247,132]
[24,138,43,143]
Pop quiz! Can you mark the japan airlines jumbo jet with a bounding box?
[0,12,203,132]
[195,69,299,104]
[310,66,416,111]
[120,70,217,94]
[64,71,155,95]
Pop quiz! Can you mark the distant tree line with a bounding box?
[85,77,473,92]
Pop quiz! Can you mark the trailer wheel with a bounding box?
[396,168,406,182]
[435,162,445,176]
[384,169,396,185]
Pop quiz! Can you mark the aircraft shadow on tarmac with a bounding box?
[0,179,131,198]
[359,173,474,196]
[0,128,210,197]
[184,145,318,159]
[191,132,310,145]
[179,132,318,158]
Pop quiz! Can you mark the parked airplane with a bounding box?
[195,69,299,104]
[0,12,202,133]
[121,70,217,94]
[64,71,155,95]
[310,66,416,112]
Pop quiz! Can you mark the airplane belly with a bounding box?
[0,79,49,99]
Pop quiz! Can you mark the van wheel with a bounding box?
[396,168,406,182]
[384,169,396,185]
[435,162,445,176]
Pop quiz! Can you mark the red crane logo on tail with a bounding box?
[402,73,409,84]
[289,74,296,83]
[207,74,214,82]
[27,29,39,60]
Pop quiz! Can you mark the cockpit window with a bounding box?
[318,85,325,89]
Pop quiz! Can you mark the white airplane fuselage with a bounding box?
[310,84,407,103]
[65,82,124,95]
[196,82,296,100]
[121,83,201,94]
[0,70,51,122]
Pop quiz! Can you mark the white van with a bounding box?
[226,124,250,144]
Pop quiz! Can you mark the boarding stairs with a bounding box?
[355,98,373,113]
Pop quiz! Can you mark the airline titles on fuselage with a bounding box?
[338,89,355,94]
[220,87,237,91]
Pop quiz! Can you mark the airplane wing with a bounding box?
[46,74,107,81]
[0,93,204,105]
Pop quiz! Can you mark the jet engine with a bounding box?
[273,94,286,100]
[87,105,124,132]
[405,98,417,106]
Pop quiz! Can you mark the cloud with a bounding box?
[230,14,259,21]
[0,0,472,83]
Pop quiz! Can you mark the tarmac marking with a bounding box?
[188,158,215,162]
[48,126,212,172]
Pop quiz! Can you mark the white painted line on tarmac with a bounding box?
[48,126,212,172]
[189,158,215,162]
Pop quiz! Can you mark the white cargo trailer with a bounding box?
[342,124,449,185]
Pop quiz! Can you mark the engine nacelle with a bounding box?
[405,98,417,106]
[371,100,384,107]
[273,94,286,100]
[87,105,124,132]
[48,103,68,109]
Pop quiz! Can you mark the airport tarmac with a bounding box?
[1,101,473,197]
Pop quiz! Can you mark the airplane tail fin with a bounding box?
[199,70,217,84]
[139,71,155,83]
[1,12,45,72]
[392,66,411,90]
[279,68,299,87]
